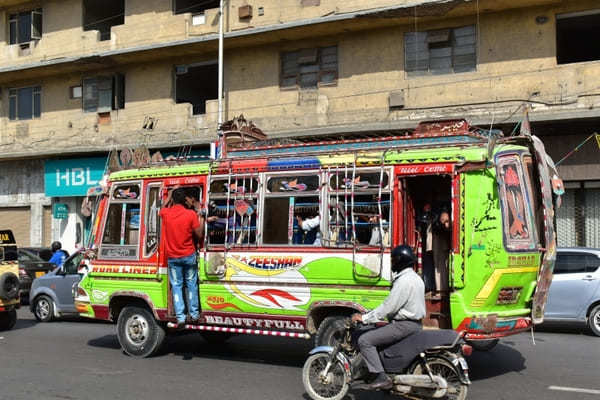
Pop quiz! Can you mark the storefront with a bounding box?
[0,159,49,247]
[44,157,107,255]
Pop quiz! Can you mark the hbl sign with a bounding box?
[45,157,106,197]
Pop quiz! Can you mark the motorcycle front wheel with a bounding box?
[411,358,468,400]
[302,353,350,400]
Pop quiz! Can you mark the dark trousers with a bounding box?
[357,320,422,374]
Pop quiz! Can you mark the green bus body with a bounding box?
[75,120,560,353]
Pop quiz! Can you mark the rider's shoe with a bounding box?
[367,373,392,390]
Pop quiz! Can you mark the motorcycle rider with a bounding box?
[351,245,426,390]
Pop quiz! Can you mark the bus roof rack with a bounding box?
[224,119,503,159]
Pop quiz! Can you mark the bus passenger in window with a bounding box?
[159,188,202,329]
[433,210,451,292]
[296,214,321,245]
[368,215,388,246]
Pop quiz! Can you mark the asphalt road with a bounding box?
[1,309,599,400]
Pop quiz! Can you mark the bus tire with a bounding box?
[314,316,347,347]
[117,306,165,358]
[0,310,17,331]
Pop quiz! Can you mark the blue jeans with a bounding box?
[168,253,200,323]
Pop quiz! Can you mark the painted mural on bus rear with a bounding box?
[74,118,563,357]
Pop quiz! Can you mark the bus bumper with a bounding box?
[457,316,531,339]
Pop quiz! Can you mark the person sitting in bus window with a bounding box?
[367,215,388,246]
[159,188,202,329]
[295,214,321,245]
[432,210,451,292]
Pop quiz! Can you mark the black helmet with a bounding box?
[51,241,62,252]
[391,245,416,273]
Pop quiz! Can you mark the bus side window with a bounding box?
[144,184,161,257]
[263,174,320,245]
[208,176,258,246]
[326,170,391,247]
[100,182,142,260]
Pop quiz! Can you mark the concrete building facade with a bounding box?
[0,0,598,250]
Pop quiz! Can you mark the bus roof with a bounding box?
[109,120,527,182]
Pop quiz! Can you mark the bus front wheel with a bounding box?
[117,306,165,358]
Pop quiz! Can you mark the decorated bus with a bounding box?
[74,118,563,357]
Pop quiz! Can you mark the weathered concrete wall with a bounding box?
[0,0,599,158]
[0,0,560,68]
[0,159,49,245]
[0,59,218,156]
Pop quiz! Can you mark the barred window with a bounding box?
[281,46,338,88]
[9,86,41,121]
[404,25,476,76]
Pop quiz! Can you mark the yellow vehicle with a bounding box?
[0,230,20,330]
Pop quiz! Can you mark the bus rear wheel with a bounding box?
[314,316,347,347]
[117,306,165,358]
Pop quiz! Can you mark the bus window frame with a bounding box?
[143,182,163,259]
[262,170,323,247]
[207,173,260,248]
[325,167,393,249]
[98,180,143,261]
[495,152,537,252]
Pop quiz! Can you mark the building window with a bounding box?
[173,0,219,15]
[556,10,600,65]
[82,74,125,113]
[404,25,476,76]
[9,86,41,120]
[83,0,124,41]
[9,9,42,45]
[175,63,218,115]
[280,46,338,89]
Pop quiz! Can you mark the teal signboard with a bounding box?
[53,203,69,219]
[45,157,106,197]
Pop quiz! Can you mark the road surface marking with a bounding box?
[549,386,600,395]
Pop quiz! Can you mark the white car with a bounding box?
[544,248,600,336]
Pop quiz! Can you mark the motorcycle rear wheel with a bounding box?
[411,358,468,400]
[303,353,349,400]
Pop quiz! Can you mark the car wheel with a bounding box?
[33,295,55,322]
[588,305,600,337]
[0,310,17,331]
[117,306,166,358]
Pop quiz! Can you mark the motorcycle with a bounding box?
[302,319,471,400]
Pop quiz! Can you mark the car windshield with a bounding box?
[18,249,43,262]
[63,252,85,275]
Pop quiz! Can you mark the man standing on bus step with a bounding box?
[351,245,426,390]
[159,188,203,329]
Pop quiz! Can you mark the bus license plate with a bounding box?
[35,271,45,278]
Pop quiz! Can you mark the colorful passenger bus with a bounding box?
[74,119,562,357]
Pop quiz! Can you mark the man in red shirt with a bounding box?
[159,188,203,328]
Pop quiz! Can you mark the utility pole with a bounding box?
[215,0,226,159]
